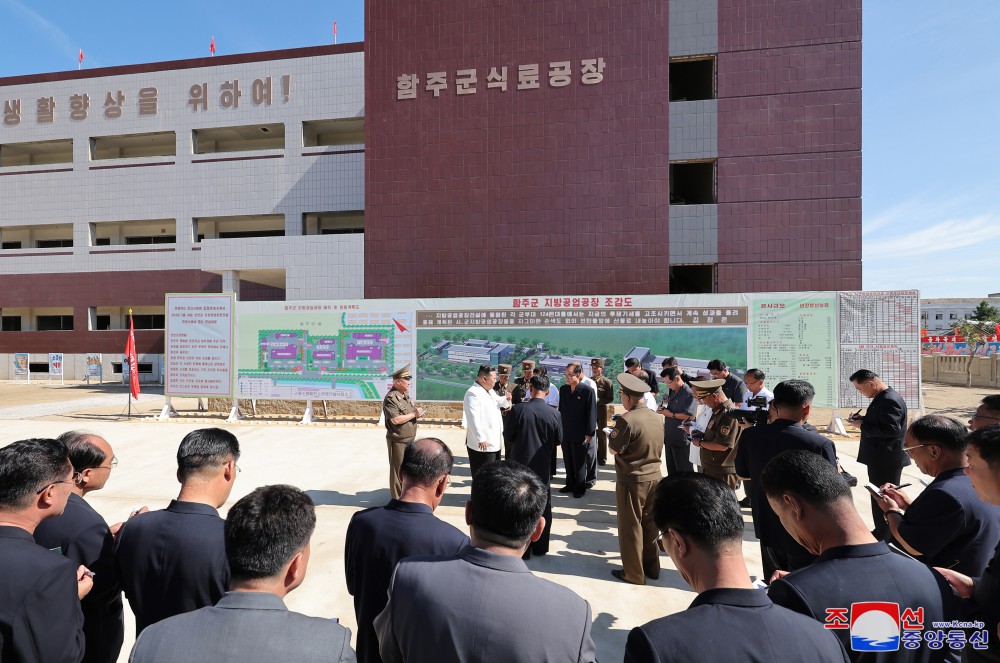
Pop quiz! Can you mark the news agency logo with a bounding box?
[825,603,990,652]
[849,602,900,652]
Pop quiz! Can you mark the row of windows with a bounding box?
[0,118,364,167]
[23,362,154,374]
[2,314,165,332]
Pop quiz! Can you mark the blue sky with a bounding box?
[0,0,996,298]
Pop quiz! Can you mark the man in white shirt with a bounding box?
[464,364,505,476]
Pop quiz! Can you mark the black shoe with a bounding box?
[739,496,751,508]
[572,489,586,498]
[598,459,607,466]
[559,485,574,494]
[585,480,596,489]
[840,469,858,487]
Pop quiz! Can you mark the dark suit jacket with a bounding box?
[559,383,597,442]
[114,500,229,635]
[625,587,849,662]
[503,397,563,481]
[128,592,355,663]
[735,420,838,550]
[769,542,958,663]
[345,500,469,663]
[0,525,85,663]
[722,373,749,404]
[34,493,124,663]
[375,546,597,663]
[858,387,910,469]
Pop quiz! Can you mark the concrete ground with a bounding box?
[0,380,997,662]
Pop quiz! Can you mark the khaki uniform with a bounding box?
[699,398,742,490]
[510,376,530,406]
[383,389,417,499]
[609,404,665,585]
[593,375,614,463]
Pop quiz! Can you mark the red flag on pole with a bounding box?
[333,21,338,44]
[125,309,141,400]
[209,36,216,56]
[78,49,84,63]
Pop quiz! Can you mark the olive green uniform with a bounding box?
[593,374,614,464]
[699,398,742,490]
[610,404,665,585]
[383,389,417,499]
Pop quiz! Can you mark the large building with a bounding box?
[1,0,861,374]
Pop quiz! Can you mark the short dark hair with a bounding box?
[909,415,969,452]
[772,380,815,409]
[57,431,107,474]
[400,438,454,486]
[662,357,677,368]
[533,366,547,377]
[760,450,850,509]
[565,363,583,376]
[707,359,727,371]
[980,395,1000,415]
[224,485,316,582]
[477,364,496,378]
[529,375,550,392]
[850,369,879,383]
[0,438,72,510]
[745,368,765,382]
[661,366,681,381]
[652,473,743,553]
[177,428,240,481]
[624,358,641,369]
[969,425,1000,468]
[636,370,649,381]
[471,461,546,548]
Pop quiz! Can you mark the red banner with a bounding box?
[125,313,141,400]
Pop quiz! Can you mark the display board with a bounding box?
[48,353,63,375]
[85,353,102,380]
[172,291,921,410]
[12,353,29,376]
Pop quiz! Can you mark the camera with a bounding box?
[723,396,770,427]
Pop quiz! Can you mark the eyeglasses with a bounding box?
[970,414,1000,425]
[902,445,926,455]
[35,479,75,494]
[655,530,667,553]
[236,464,242,473]
[96,456,118,470]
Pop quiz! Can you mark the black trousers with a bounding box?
[468,447,501,476]
[761,543,816,583]
[665,444,693,475]
[866,461,904,541]
[523,486,553,559]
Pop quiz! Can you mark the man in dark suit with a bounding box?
[847,369,909,540]
[0,437,92,663]
[115,428,239,634]
[345,438,469,663]
[503,374,563,558]
[559,363,597,498]
[374,461,597,663]
[624,473,849,662]
[34,432,129,663]
[130,484,356,663]
[734,380,839,581]
[763,451,958,663]
[708,358,750,405]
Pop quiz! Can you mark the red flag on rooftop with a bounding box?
[333,21,338,44]
[78,49,84,63]
[210,36,216,56]
[125,309,141,400]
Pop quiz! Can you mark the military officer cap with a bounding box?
[616,372,650,396]
[498,364,512,376]
[391,364,412,380]
[591,357,605,368]
[690,378,726,397]
[521,360,535,371]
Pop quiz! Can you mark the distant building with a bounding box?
[922,298,1000,333]
[444,339,514,365]
[538,353,605,378]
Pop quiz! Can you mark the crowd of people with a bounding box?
[3,366,1000,662]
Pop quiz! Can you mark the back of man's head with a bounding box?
[849,369,879,384]
[760,450,850,511]
[529,374,550,393]
[470,461,546,549]
[707,359,727,372]
[909,415,968,452]
[177,428,240,482]
[400,438,454,487]
[653,473,743,555]
[57,431,108,475]
[662,356,678,368]
[624,358,640,370]
[477,364,495,378]
[224,484,316,584]
[772,380,815,410]
[0,438,71,511]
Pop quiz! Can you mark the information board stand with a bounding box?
[300,400,314,424]
[226,399,242,423]
[158,397,179,421]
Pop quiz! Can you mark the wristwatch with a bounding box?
[883,509,904,524]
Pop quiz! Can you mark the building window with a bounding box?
[935,314,943,320]
[0,139,73,167]
[670,161,716,205]
[124,236,176,245]
[302,118,364,147]
[669,265,715,294]
[36,315,74,331]
[90,131,176,160]
[1,316,22,331]
[35,239,73,248]
[303,211,365,235]
[193,124,284,154]
[90,219,176,247]
[950,313,958,319]
[112,362,153,374]
[132,314,165,329]
[194,215,284,241]
[669,57,716,102]
[1,241,22,249]
[95,315,111,330]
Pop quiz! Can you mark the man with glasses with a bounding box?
[115,428,240,635]
[559,362,598,498]
[0,437,93,663]
[35,432,135,663]
[624,473,849,662]
[464,364,504,475]
[846,369,909,540]
[970,395,1000,431]
[383,365,424,499]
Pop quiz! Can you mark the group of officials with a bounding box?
[7,366,1000,662]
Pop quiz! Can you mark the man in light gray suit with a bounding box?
[130,485,355,663]
[374,460,597,663]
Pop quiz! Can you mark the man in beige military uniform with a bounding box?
[494,364,512,400]
[689,378,742,490]
[510,360,534,406]
[591,358,615,466]
[382,365,424,499]
[609,372,665,585]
